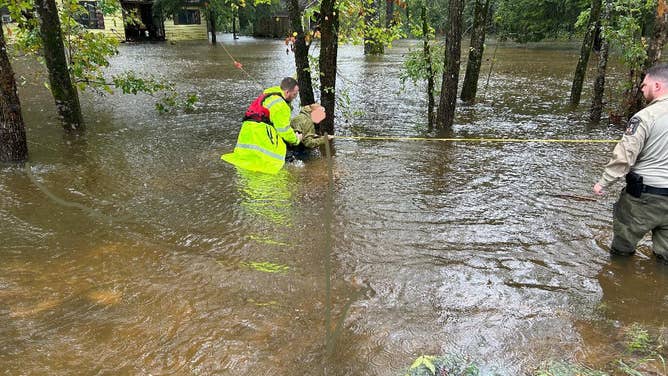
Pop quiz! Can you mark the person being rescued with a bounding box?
[221,77,303,174]
[286,103,334,162]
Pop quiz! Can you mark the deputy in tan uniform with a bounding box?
[593,64,668,261]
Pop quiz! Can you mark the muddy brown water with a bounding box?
[1,36,667,375]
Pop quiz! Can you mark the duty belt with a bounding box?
[642,184,668,196]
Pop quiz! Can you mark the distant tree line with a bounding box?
[2,0,667,163]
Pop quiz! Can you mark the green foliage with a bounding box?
[403,355,480,376]
[5,0,197,113]
[604,0,655,72]
[534,361,609,376]
[399,42,443,93]
[494,0,589,42]
[624,323,653,354]
[337,0,406,48]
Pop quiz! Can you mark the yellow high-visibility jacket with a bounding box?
[222,86,300,174]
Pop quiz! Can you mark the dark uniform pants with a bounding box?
[612,190,668,258]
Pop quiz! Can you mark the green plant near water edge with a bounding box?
[404,355,479,376]
[624,323,653,354]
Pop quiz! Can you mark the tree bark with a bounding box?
[0,23,28,162]
[436,0,464,129]
[386,0,395,28]
[319,0,339,135]
[421,5,435,129]
[646,0,668,67]
[287,0,315,105]
[570,0,602,106]
[460,0,490,103]
[589,0,611,124]
[232,7,238,40]
[625,0,668,119]
[209,8,217,44]
[364,0,384,55]
[34,0,84,131]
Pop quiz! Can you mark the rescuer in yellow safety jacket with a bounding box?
[222,77,303,174]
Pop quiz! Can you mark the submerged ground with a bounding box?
[1,37,667,375]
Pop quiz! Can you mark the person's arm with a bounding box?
[593,116,648,195]
[267,99,300,145]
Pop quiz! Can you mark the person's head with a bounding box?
[280,77,300,102]
[642,64,668,102]
[309,103,326,124]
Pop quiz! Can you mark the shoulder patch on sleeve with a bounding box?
[625,116,641,135]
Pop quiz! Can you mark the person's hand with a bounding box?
[327,134,334,140]
[296,132,303,143]
[593,183,605,196]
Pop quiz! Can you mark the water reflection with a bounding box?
[598,255,668,325]
[235,167,296,227]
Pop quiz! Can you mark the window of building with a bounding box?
[174,9,201,25]
[75,1,105,29]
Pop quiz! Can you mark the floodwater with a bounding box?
[2,36,667,375]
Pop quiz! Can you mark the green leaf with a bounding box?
[409,355,437,375]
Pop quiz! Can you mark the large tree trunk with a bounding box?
[209,9,217,44]
[421,5,435,129]
[625,0,668,119]
[570,0,602,106]
[386,0,395,28]
[460,0,491,103]
[34,0,84,131]
[364,0,384,55]
[646,0,668,67]
[287,0,315,105]
[0,23,28,162]
[589,0,612,124]
[319,0,339,135]
[436,0,464,129]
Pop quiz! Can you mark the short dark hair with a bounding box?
[646,64,668,83]
[280,77,298,91]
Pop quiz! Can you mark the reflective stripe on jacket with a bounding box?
[221,86,299,174]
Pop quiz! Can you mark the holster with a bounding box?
[625,171,644,198]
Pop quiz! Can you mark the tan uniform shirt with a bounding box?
[598,96,668,189]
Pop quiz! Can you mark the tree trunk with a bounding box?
[570,0,602,106]
[589,0,612,124]
[436,0,464,129]
[319,0,339,135]
[625,0,668,119]
[0,23,28,162]
[421,5,435,129]
[209,9,217,44]
[287,0,315,105]
[364,0,384,55]
[460,0,490,103]
[34,0,84,131]
[646,0,668,67]
[386,0,395,28]
[405,1,410,35]
[232,7,238,39]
